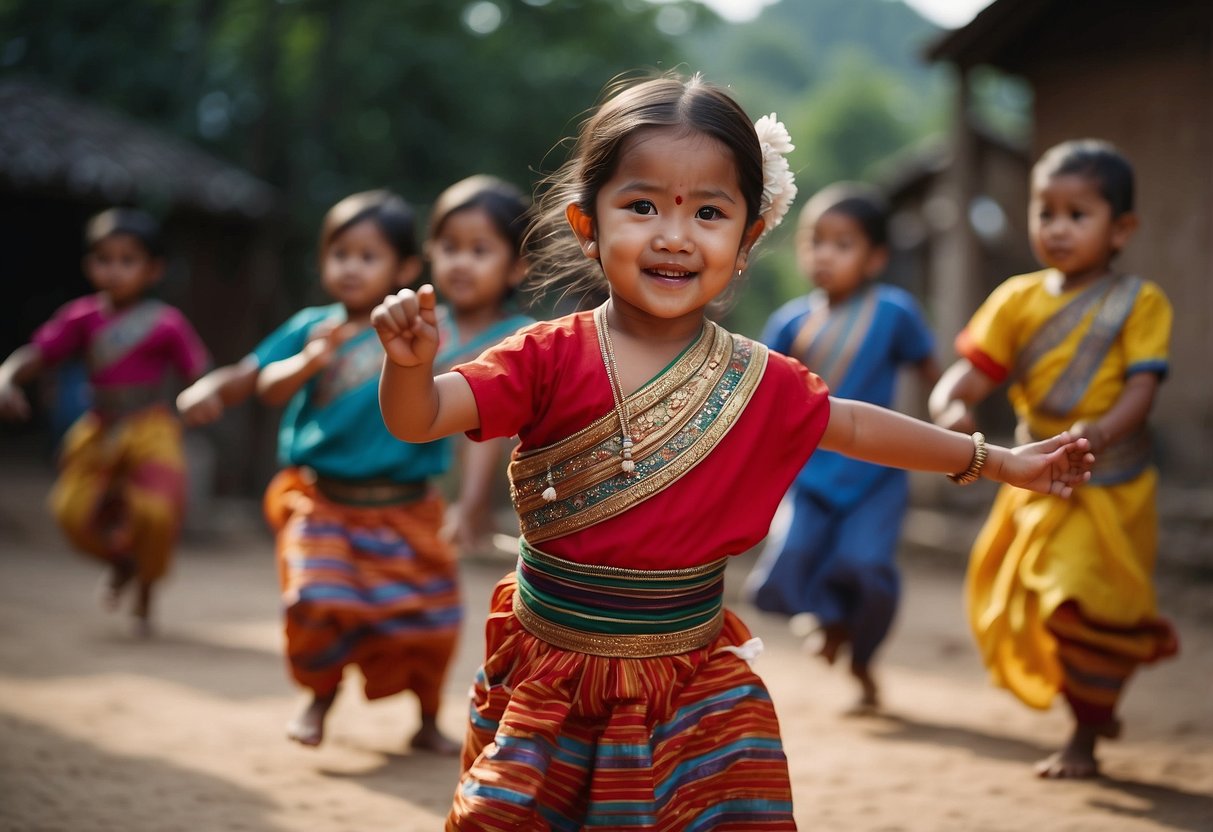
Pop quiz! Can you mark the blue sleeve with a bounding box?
[250,306,334,367]
[888,288,935,365]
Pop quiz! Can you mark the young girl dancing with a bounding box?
[744,183,940,714]
[372,73,1093,830]
[0,208,209,636]
[426,175,534,557]
[250,190,462,752]
[930,140,1178,779]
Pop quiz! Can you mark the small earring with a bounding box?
[585,240,597,256]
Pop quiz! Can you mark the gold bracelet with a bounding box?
[947,431,987,485]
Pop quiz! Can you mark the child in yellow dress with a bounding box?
[930,139,1178,779]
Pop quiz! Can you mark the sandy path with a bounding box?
[1,458,1210,831]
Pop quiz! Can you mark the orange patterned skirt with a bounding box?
[264,468,461,708]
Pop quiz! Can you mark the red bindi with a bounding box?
[675,195,683,205]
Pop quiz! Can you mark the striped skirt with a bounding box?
[448,551,796,831]
[264,468,462,707]
[49,405,186,584]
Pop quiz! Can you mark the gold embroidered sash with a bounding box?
[87,299,168,374]
[1013,274,1144,419]
[789,286,878,389]
[312,329,382,407]
[509,318,767,543]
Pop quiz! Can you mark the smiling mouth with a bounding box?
[645,267,696,281]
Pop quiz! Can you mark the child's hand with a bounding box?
[1067,419,1108,454]
[0,381,31,421]
[302,320,359,368]
[371,284,440,368]
[998,431,1094,497]
[933,399,977,434]
[176,384,225,427]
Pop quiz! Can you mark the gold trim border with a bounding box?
[513,590,724,658]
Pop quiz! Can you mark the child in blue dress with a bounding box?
[745,183,940,712]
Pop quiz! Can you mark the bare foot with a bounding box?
[792,614,849,666]
[99,558,136,612]
[1035,720,1119,779]
[814,625,848,666]
[287,693,336,748]
[843,664,881,717]
[409,718,460,756]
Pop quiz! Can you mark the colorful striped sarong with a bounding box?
[263,467,461,707]
[448,549,796,831]
[1047,601,1177,725]
[49,405,186,584]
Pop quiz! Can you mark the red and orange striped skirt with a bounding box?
[264,468,461,709]
[448,547,796,831]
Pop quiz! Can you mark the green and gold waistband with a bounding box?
[513,541,726,658]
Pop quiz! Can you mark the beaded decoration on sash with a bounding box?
[508,318,767,544]
[513,540,726,658]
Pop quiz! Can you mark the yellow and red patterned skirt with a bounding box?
[49,405,186,584]
[968,470,1178,724]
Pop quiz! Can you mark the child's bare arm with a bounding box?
[372,285,480,442]
[256,321,357,407]
[929,358,999,432]
[821,397,1092,496]
[916,355,942,390]
[1070,372,1159,452]
[0,345,44,421]
[177,356,260,426]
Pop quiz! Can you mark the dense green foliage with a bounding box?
[1,0,963,332]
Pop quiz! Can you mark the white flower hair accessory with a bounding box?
[753,113,797,236]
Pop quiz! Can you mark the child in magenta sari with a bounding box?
[0,208,209,635]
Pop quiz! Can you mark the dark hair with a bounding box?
[427,174,530,258]
[528,71,765,300]
[800,182,889,247]
[85,208,164,257]
[320,189,419,261]
[1032,139,1135,217]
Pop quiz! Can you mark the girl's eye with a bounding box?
[1070,211,1084,220]
[629,200,656,215]
[695,206,722,221]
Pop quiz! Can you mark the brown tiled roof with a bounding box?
[0,77,275,219]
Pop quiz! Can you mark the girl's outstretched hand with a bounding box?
[997,431,1094,497]
[371,284,440,368]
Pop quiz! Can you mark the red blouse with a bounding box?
[455,311,830,570]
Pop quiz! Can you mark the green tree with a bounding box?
[1,0,705,297]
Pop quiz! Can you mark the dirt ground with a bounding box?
[1,455,1210,832]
